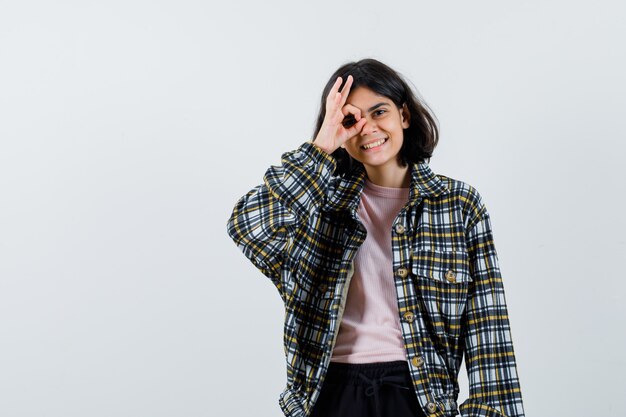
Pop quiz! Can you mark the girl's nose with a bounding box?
[360,116,377,135]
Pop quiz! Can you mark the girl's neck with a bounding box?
[364,165,411,188]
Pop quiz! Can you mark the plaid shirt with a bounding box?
[226,141,525,417]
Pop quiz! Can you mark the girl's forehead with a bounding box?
[347,87,391,104]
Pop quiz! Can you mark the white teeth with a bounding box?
[362,138,387,149]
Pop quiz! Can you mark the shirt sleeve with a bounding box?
[225,140,337,301]
[459,203,526,417]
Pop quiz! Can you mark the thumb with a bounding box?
[347,118,366,137]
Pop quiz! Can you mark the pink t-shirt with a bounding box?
[330,177,410,363]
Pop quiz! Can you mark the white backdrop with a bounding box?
[1,1,625,416]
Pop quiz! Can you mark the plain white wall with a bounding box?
[1,1,625,416]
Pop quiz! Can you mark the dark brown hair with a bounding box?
[313,58,439,177]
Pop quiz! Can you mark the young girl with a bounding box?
[226,59,525,417]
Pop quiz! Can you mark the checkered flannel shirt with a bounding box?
[226,140,525,417]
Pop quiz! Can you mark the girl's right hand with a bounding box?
[312,75,367,154]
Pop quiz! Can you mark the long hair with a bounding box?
[313,58,439,177]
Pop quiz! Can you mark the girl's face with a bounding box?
[341,87,410,175]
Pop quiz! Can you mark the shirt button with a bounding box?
[426,401,437,413]
[396,267,408,278]
[411,355,424,367]
[445,270,456,283]
[403,311,415,322]
[395,223,406,234]
[318,283,328,293]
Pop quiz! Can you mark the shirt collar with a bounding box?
[321,161,448,213]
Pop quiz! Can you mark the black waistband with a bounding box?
[325,360,411,384]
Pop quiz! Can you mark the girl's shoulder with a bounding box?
[435,173,488,228]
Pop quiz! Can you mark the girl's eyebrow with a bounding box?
[366,102,390,114]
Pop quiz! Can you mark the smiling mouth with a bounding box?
[361,138,388,150]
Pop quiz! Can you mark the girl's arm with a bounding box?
[226,141,337,303]
[459,199,526,417]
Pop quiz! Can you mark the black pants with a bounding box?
[309,360,427,417]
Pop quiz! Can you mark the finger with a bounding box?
[327,76,342,102]
[341,103,361,119]
[326,78,344,111]
[342,125,364,145]
[347,117,367,135]
[341,111,365,130]
[338,75,353,107]
[354,117,367,130]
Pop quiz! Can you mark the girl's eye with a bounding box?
[374,109,386,116]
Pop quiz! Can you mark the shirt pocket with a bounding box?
[410,249,472,339]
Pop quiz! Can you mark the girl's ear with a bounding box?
[401,103,410,128]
